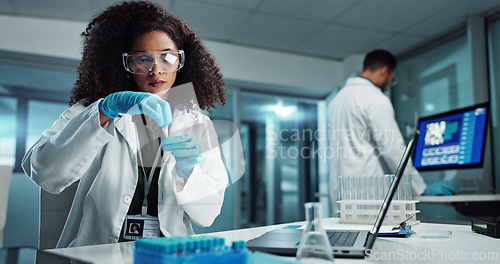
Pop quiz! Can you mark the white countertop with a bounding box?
[47,218,500,264]
[414,194,500,203]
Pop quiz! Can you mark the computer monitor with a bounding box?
[413,103,489,171]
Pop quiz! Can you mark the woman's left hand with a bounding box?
[161,135,203,179]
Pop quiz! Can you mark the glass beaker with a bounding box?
[296,202,335,263]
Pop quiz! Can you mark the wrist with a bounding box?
[98,99,118,118]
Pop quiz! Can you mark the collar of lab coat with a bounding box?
[114,114,139,157]
[345,76,379,89]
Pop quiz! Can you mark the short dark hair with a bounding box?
[363,49,397,72]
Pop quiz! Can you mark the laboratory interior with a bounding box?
[1,0,500,263]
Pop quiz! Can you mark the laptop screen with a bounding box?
[367,130,419,247]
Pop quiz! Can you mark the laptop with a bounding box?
[247,130,420,258]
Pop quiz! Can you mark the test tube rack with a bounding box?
[338,200,420,225]
[338,174,420,225]
[134,236,249,264]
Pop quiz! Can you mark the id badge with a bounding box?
[123,215,160,240]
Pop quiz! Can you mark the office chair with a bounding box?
[39,182,78,249]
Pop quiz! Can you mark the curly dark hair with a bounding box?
[70,1,225,111]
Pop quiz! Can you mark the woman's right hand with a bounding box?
[98,91,172,128]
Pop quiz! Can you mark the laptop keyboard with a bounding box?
[326,231,360,247]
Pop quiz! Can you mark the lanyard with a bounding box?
[135,115,163,217]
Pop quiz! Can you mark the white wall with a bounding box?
[0,14,345,98]
[341,54,364,80]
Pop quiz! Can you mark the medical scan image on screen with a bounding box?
[413,105,488,171]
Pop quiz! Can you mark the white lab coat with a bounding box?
[327,77,426,213]
[22,100,228,248]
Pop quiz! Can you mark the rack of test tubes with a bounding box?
[134,236,250,264]
[337,174,419,225]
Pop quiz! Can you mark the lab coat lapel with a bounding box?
[114,115,139,157]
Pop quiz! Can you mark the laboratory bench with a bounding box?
[37,218,500,264]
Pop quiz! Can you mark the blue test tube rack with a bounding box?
[133,236,250,264]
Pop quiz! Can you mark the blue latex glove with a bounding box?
[98,91,172,128]
[422,182,456,196]
[161,135,203,179]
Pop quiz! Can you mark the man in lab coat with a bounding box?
[328,49,455,215]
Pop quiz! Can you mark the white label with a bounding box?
[123,215,160,240]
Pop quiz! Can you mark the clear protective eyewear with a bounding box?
[122,50,185,74]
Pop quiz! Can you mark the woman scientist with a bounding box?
[22,1,228,247]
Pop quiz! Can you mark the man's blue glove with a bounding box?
[98,91,172,128]
[161,135,203,179]
[422,182,455,196]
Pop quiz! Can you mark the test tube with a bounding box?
[342,176,347,200]
[406,174,412,200]
[338,176,343,201]
[359,175,365,200]
[384,174,392,199]
[342,176,346,200]
[380,175,386,200]
[375,175,381,200]
[365,176,370,200]
[359,175,366,200]
[368,176,375,200]
[404,174,408,200]
[348,175,354,200]
[346,175,352,200]
[381,174,388,200]
[365,176,371,200]
[354,175,360,200]
[401,174,407,201]
[401,174,406,201]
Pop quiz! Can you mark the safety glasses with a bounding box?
[122,50,185,74]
